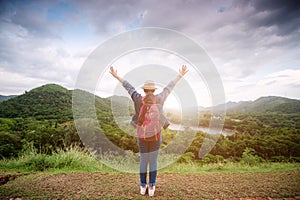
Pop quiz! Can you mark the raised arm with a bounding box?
[109,66,141,100]
[109,66,141,126]
[167,65,188,90]
[173,64,188,84]
[110,66,124,83]
[157,65,188,103]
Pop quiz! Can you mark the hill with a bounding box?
[227,96,300,113]
[107,95,134,117]
[1,84,299,121]
[0,84,132,122]
[0,84,73,121]
[0,84,299,161]
[0,95,18,102]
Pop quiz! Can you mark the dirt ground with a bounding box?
[1,170,300,199]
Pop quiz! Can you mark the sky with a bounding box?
[0,0,300,107]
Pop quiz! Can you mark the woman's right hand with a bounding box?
[110,66,119,78]
[179,65,188,77]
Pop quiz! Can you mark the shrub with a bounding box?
[290,157,300,163]
[271,156,288,162]
[177,152,195,163]
[24,153,49,171]
[202,154,225,164]
[0,132,22,158]
[241,147,264,166]
[0,144,103,172]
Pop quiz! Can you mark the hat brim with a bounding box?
[142,87,157,90]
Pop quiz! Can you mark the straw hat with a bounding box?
[142,80,157,90]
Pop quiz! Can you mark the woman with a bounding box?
[110,65,188,196]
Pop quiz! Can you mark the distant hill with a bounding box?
[106,95,134,117]
[226,96,300,114]
[0,95,18,102]
[206,101,249,111]
[1,84,299,121]
[0,84,73,121]
[0,84,132,121]
[202,96,300,114]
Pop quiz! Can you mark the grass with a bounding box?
[0,146,113,173]
[1,147,299,199]
[0,146,299,174]
[161,162,300,173]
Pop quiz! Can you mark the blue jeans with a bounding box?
[137,136,162,187]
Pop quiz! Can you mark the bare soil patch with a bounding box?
[1,171,299,199]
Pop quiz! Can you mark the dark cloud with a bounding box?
[0,0,299,100]
[1,1,64,42]
[235,0,300,36]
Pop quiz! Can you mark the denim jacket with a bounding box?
[122,80,177,129]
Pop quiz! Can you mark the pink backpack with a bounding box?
[136,95,161,140]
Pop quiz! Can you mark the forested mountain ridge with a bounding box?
[0,95,18,102]
[0,84,132,121]
[0,84,73,121]
[1,84,299,120]
[0,84,299,160]
[227,96,300,114]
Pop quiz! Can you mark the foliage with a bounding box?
[228,96,300,114]
[0,131,22,158]
[0,95,17,103]
[240,147,264,166]
[0,84,299,165]
[177,152,195,163]
[202,154,225,164]
[0,84,72,121]
[0,144,104,172]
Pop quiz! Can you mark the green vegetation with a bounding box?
[1,144,299,173]
[0,118,81,157]
[0,145,110,173]
[0,95,17,103]
[0,84,72,121]
[228,96,300,113]
[0,84,299,171]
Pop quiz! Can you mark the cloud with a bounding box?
[245,0,300,36]
[0,0,299,103]
[0,0,92,94]
[69,0,299,78]
[258,69,300,88]
[0,68,47,95]
[222,69,300,102]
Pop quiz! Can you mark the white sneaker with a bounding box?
[148,186,155,197]
[140,185,147,195]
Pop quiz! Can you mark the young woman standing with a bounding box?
[110,65,188,196]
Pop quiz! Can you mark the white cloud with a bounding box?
[223,69,300,102]
[258,69,300,87]
[0,68,47,95]
[0,0,299,103]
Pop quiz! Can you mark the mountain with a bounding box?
[206,101,249,111]
[106,95,134,117]
[0,84,130,121]
[1,84,299,121]
[0,84,73,121]
[0,95,18,102]
[227,96,300,114]
[202,96,300,114]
